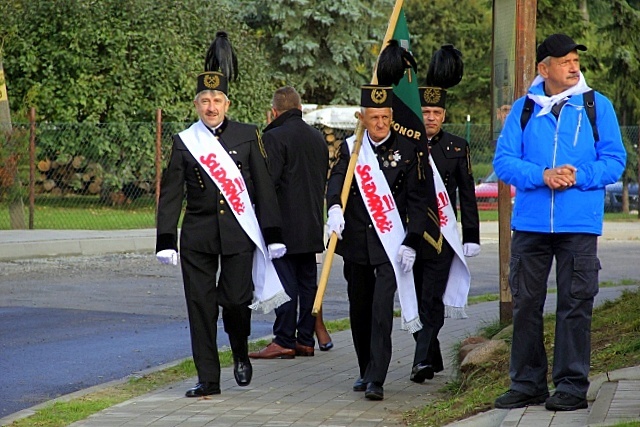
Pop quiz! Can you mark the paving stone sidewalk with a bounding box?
[10,288,627,427]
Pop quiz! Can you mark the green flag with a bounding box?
[384,8,443,253]
[387,9,429,149]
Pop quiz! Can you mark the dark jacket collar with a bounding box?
[428,128,445,146]
[369,131,397,153]
[263,109,302,133]
[205,118,229,137]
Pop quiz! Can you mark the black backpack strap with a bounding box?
[520,96,535,131]
[584,90,599,142]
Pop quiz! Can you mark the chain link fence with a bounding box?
[1,118,638,230]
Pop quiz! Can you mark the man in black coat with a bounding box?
[155,71,286,397]
[249,86,329,359]
[326,85,429,401]
[409,85,481,383]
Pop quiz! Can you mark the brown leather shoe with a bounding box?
[295,342,314,356]
[248,342,295,359]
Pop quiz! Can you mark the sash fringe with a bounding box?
[445,305,468,319]
[400,316,424,334]
[249,290,291,314]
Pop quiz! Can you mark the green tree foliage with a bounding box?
[236,0,394,105]
[0,0,276,125]
[404,0,493,123]
[0,0,279,197]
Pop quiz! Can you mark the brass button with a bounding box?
[220,200,225,205]
[219,210,225,215]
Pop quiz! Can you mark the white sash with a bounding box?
[179,120,290,313]
[346,134,422,333]
[429,155,470,318]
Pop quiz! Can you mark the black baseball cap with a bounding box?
[536,34,587,63]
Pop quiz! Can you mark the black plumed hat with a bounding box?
[204,31,238,81]
[197,31,237,96]
[376,39,418,87]
[420,44,464,108]
[425,44,463,89]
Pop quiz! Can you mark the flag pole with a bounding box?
[312,0,405,316]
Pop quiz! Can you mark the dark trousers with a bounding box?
[272,253,318,349]
[180,248,253,384]
[509,231,600,399]
[412,240,454,370]
[344,260,396,385]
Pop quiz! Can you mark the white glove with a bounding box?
[463,243,481,257]
[156,249,179,266]
[326,204,345,240]
[268,243,287,259]
[396,245,416,273]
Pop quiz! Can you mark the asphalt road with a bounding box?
[1,239,639,418]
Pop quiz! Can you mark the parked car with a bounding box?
[474,171,516,210]
[604,181,639,213]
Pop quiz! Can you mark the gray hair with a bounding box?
[194,90,229,103]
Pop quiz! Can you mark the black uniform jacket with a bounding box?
[156,119,282,255]
[326,131,428,265]
[262,109,328,255]
[429,129,480,245]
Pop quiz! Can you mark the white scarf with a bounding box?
[429,155,470,319]
[346,133,422,334]
[179,120,290,313]
[527,72,591,117]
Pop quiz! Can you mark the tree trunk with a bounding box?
[579,0,590,22]
[1,56,27,229]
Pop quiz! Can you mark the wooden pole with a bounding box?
[312,0,405,316]
[155,109,162,216]
[495,0,537,323]
[29,107,36,229]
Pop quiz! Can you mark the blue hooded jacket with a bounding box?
[493,80,626,235]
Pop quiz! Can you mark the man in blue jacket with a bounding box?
[493,34,626,411]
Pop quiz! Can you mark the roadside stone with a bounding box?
[492,324,513,341]
[460,339,508,371]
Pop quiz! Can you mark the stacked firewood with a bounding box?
[36,155,102,196]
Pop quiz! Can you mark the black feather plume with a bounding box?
[377,40,418,86]
[425,44,463,89]
[204,31,238,81]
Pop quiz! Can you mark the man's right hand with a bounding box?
[326,204,345,240]
[156,249,179,266]
[543,164,577,190]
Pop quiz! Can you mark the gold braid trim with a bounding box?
[256,129,267,159]
[427,207,439,224]
[417,151,425,180]
[423,207,443,254]
[423,230,443,254]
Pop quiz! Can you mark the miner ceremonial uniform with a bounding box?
[156,43,285,396]
[427,129,479,245]
[325,85,429,399]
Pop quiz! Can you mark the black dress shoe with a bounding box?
[364,382,384,401]
[353,377,366,392]
[410,363,434,383]
[318,340,334,351]
[234,360,252,386]
[185,382,221,397]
